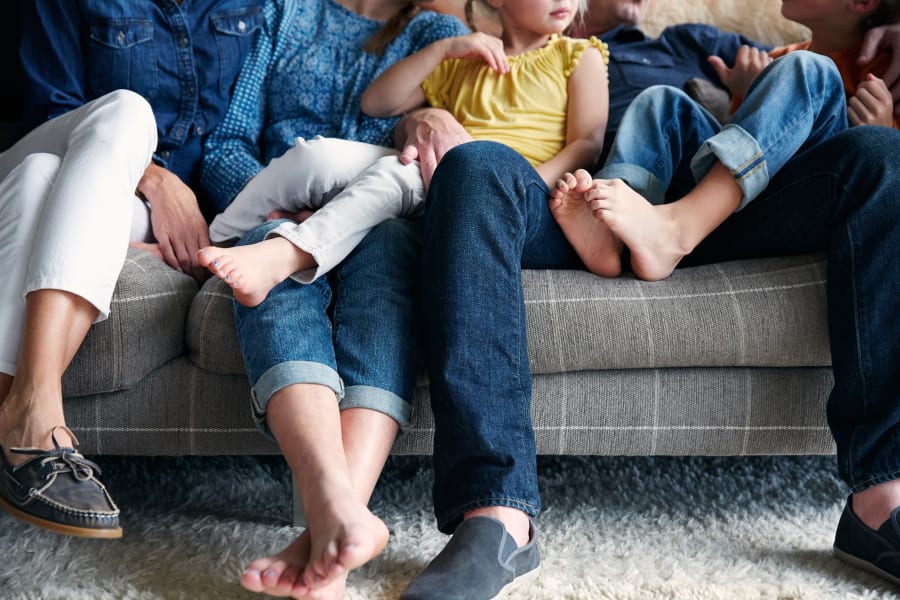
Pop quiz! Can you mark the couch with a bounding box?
[44,0,834,461]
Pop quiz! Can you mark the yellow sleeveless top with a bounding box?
[422,35,608,167]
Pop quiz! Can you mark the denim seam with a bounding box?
[438,497,543,532]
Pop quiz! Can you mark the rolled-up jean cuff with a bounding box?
[690,124,768,211]
[251,360,344,440]
[595,163,667,205]
[342,384,412,428]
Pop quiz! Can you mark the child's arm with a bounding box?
[849,74,895,128]
[535,45,608,188]
[362,32,508,118]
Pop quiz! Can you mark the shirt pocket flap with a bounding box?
[90,20,154,49]
[210,7,264,38]
[611,48,676,69]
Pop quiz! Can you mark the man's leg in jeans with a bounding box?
[686,126,900,584]
[404,141,582,599]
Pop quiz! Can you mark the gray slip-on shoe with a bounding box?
[401,516,541,599]
[833,495,900,586]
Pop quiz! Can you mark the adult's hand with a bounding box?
[859,23,900,118]
[394,108,472,189]
[137,162,210,281]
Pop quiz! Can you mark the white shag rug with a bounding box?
[1,454,898,600]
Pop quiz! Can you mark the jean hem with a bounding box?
[342,384,411,428]
[595,163,667,205]
[691,124,768,210]
[251,360,344,438]
[436,497,542,534]
[847,470,900,494]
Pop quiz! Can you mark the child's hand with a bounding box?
[849,74,894,127]
[443,33,509,74]
[708,45,772,99]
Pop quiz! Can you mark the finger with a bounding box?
[157,236,183,273]
[858,27,884,65]
[400,142,419,165]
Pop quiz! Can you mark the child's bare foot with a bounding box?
[549,169,622,277]
[240,531,348,599]
[300,483,390,590]
[586,179,691,281]
[197,238,315,307]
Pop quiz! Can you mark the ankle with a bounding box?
[852,481,900,530]
[465,506,531,547]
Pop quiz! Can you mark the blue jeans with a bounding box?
[234,218,422,439]
[423,126,900,531]
[599,51,848,209]
[422,142,582,532]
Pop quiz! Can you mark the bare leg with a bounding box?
[0,290,96,462]
[197,238,317,308]
[851,480,900,530]
[589,162,742,281]
[239,386,395,598]
[466,506,531,548]
[549,169,622,277]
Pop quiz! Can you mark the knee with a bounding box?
[775,50,841,85]
[19,152,62,181]
[91,90,157,151]
[432,141,520,187]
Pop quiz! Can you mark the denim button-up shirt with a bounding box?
[21,0,264,213]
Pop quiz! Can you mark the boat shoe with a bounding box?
[834,495,900,586]
[0,425,121,538]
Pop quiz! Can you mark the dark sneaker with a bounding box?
[833,495,900,586]
[0,426,121,538]
[401,516,541,600]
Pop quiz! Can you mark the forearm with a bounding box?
[362,40,449,117]
[536,139,604,189]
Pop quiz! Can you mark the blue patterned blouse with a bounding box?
[201,0,468,211]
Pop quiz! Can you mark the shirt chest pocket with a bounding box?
[210,7,263,94]
[88,20,158,101]
[609,48,676,89]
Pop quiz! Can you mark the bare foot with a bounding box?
[549,169,622,277]
[196,238,315,307]
[300,485,390,590]
[240,532,348,599]
[586,178,691,281]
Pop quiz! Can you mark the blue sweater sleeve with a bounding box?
[201,0,278,211]
[20,0,88,130]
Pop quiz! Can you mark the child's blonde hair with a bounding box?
[464,0,588,32]
[364,2,421,55]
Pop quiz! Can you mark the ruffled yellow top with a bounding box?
[423,35,608,167]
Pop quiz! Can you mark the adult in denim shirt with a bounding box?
[0,0,262,540]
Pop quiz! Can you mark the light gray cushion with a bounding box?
[63,249,197,397]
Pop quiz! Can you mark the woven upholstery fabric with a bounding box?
[63,249,197,397]
[524,254,830,373]
[187,254,830,376]
[64,362,834,456]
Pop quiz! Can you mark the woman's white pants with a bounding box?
[0,90,157,375]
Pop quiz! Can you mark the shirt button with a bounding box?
[117,31,126,44]
[195,126,204,135]
[161,151,170,159]
[180,37,190,47]
[238,20,246,32]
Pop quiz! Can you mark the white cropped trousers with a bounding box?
[0,90,157,375]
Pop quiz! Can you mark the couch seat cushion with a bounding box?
[63,249,197,397]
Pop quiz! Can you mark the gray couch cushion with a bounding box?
[188,253,830,378]
[524,254,830,373]
[63,249,197,397]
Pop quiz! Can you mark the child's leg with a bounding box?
[270,155,424,278]
[199,155,423,306]
[694,51,847,210]
[208,138,398,243]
